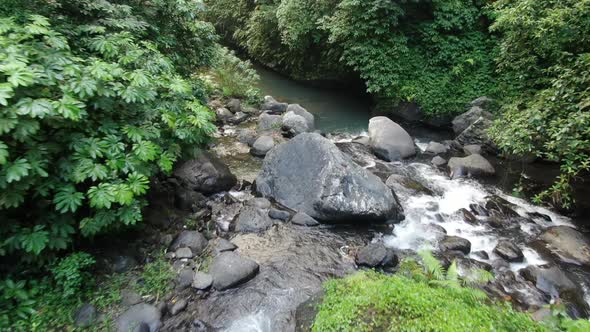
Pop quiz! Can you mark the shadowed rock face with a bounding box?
[173,151,237,195]
[256,133,403,223]
[161,224,367,332]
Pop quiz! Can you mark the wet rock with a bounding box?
[192,271,213,290]
[440,236,471,254]
[458,208,477,224]
[226,98,242,113]
[175,247,193,259]
[169,299,188,316]
[356,243,398,268]
[469,203,489,217]
[209,252,260,290]
[116,303,161,332]
[425,141,448,154]
[233,205,274,233]
[256,133,403,223]
[121,289,142,306]
[112,255,138,273]
[250,135,274,157]
[519,266,576,294]
[452,106,493,135]
[176,268,194,290]
[352,136,370,145]
[485,195,520,218]
[472,251,489,260]
[425,201,439,212]
[228,111,249,125]
[174,151,237,194]
[493,241,524,262]
[236,128,258,146]
[191,319,210,332]
[291,212,320,227]
[486,215,521,230]
[455,117,496,153]
[536,226,590,267]
[261,96,288,113]
[213,238,237,254]
[448,154,495,178]
[431,156,447,167]
[425,223,447,241]
[527,212,552,222]
[463,144,482,156]
[258,113,283,132]
[287,104,315,130]
[386,174,434,197]
[175,189,207,212]
[169,231,208,255]
[216,107,233,122]
[282,111,310,136]
[335,141,376,168]
[269,208,291,221]
[368,116,416,161]
[74,303,97,327]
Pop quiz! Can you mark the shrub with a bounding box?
[313,271,544,332]
[0,14,215,259]
[135,255,174,301]
[489,0,590,209]
[51,252,95,298]
[208,47,262,104]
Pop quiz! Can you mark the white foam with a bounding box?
[224,312,272,332]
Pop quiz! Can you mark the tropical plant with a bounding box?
[208,47,262,104]
[489,0,590,209]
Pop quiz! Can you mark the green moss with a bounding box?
[313,271,545,332]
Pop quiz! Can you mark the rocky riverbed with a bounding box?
[83,95,590,331]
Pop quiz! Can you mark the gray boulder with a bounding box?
[250,135,274,157]
[116,303,161,332]
[455,117,496,153]
[74,303,97,328]
[169,231,208,255]
[431,156,447,167]
[463,144,482,156]
[452,106,493,135]
[260,96,288,113]
[226,98,242,113]
[169,299,187,316]
[176,268,194,290]
[215,108,233,122]
[175,247,193,259]
[286,104,315,130]
[536,226,590,267]
[256,133,403,222]
[212,238,237,254]
[173,151,237,194]
[232,204,273,233]
[282,111,310,136]
[356,243,398,268]
[425,141,448,155]
[236,128,258,147]
[448,154,495,179]
[440,236,471,254]
[228,111,249,125]
[258,113,283,132]
[291,212,319,227]
[209,252,259,290]
[368,116,416,161]
[192,272,213,290]
[493,241,524,262]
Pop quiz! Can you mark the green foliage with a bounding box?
[135,255,174,301]
[0,2,216,260]
[489,0,590,209]
[208,47,262,104]
[312,271,544,332]
[51,252,95,298]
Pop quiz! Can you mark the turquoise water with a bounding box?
[254,65,371,134]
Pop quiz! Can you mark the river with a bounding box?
[198,66,590,331]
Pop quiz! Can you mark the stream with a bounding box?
[185,67,590,332]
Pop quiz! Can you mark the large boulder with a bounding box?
[439,236,471,255]
[493,240,524,262]
[455,117,497,153]
[174,151,237,194]
[286,104,314,130]
[355,243,398,268]
[256,133,403,222]
[425,141,448,155]
[260,96,288,113]
[536,226,590,267]
[116,303,161,332]
[368,116,416,161]
[232,204,274,233]
[209,252,259,290]
[447,154,495,178]
[452,106,493,135]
